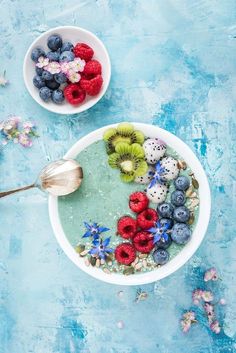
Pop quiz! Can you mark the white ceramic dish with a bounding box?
[48,123,211,285]
[23,26,111,115]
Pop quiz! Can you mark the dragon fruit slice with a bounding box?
[146,183,168,204]
[135,165,155,184]
[143,138,166,164]
[160,156,179,181]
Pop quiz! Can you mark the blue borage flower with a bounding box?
[148,220,172,245]
[148,161,166,188]
[89,237,113,260]
[82,222,109,241]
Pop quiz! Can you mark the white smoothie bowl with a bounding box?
[48,123,211,285]
[23,26,111,115]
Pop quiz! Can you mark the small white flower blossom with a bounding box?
[68,70,81,83]
[69,58,86,72]
[36,56,49,68]
[45,61,61,74]
[202,290,214,302]
[60,62,70,75]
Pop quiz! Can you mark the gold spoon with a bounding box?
[0,159,83,198]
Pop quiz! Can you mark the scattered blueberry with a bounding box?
[61,41,74,52]
[159,218,173,229]
[153,249,169,265]
[54,72,67,84]
[174,176,190,191]
[35,66,43,76]
[155,233,172,250]
[157,202,174,218]
[46,79,60,90]
[171,223,191,244]
[59,50,75,62]
[42,70,53,81]
[33,75,45,89]
[39,87,52,102]
[171,190,186,206]
[46,51,60,62]
[173,206,190,223]
[52,89,64,104]
[31,47,45,62]
[47,34,62,51]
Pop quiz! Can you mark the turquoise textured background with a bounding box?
[0,1,236,352]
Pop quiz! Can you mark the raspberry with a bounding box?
[73,43,94,61]
[117,216,137,239]
[129,191,149,213]
[64,84,86,105]
[80,75,103,96]
[137,208,158,229]
[115,243,136,265]
[132,231,154,253]
[83,60,102,79]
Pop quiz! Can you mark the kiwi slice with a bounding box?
[108,142,148,182]
[103,123,145,154]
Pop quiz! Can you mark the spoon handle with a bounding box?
[0,184,36,198]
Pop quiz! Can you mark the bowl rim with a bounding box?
[23,25,111,115]
[48,123,211,285]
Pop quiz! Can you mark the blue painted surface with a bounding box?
[0,1,236,352]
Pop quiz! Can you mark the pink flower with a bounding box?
[23,121,35,134]
[202,290,214,302]
[219,298,226,305]
[183,311,196,322]
[210,321,221,334]
[18,133,32,147]
[204,268,218,282]
[69,58,86,72]
[36,56,49,68]
[180,311,197,333]
[192,289,203,305]
[204,303,215,323]
[181,319,191,333]
[68,70,81,83]
[60,62,70,74]
[45,61,61,74]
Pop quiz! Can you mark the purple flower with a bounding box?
[148,220,171,245]
[148,161,166,188]
[210,320,221,334]
[18,133,32,147]
[204,268,218,282]
[89,237,113,260]
[82,222,109,241]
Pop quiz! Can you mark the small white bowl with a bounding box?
[49,123,211,285]
[23,26,111,115]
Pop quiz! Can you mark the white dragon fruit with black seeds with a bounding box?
[135,165,155,184]
[160,156,179,181]
[145,183,168,204]
[143,138,166,164]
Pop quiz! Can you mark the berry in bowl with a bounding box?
[49,123,211,285]
[23,26,111,114]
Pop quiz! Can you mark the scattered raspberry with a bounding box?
[83,60,102,79]
[137,208,158,229]
[132,231,154,253]
[80,75,103,96]
[64,84,86,105]
[73,43,94,61]
[129,191,149,213]
[115,243,136,265]
[117,216,137,239]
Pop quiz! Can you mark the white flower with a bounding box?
[45,61,61,74]
[73,57,86,72]
[36,56,49,68]
[68,70,81,83]
[60,62,70,74]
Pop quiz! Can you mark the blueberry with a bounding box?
[35,66,43,76]
[174,176,190,191]
[42,70,53,81]
[153,249,169,265]
[46,79,60,90]
[46,51,60,61]
[171,223,191,244]
[157,202,174,218]
[171,190,186,206]
[33,75,45,89]
[31,47,45,62]
[155,233,172,250]
[52,89,64,104]
[39,87,52,102]
[61,41,74,52]
[54,72,67,84]
[159,218,173,229]
[59,50,75,62]
[47,34,62,51]
[173,206,190,223]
